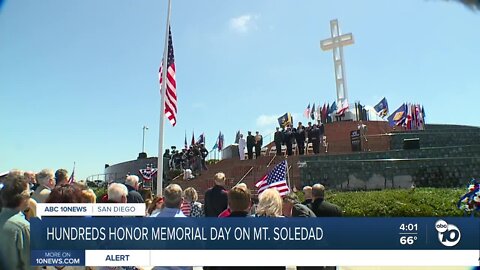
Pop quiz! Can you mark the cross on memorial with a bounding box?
[320,19,354,119]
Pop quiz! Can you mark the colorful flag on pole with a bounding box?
[387,103,407,127]
[374,97,389,118]
[184,131,188,149]
[310,103,316,120]
[159,26,177,126]
[255,160,290,197]
[235,130,240,144]
[337,99,349,116]
[218,132,224,151]
[304,103,311,119]
[278,113,293,128]
[196,133,205,144]
[328,101,337,115]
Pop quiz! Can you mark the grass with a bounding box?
[323,188,472,217]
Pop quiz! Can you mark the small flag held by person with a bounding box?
[255,160,290,197]
[68,163,75,184]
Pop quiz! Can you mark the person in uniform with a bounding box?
[296,122,306,155]
[274,127,283,156]
[284,126,294,156]
[311,124,320,154]
[246,131,255,160]
[254,131,263,159]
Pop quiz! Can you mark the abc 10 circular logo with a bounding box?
[435,219,461,247]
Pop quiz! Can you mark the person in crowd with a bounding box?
[319,122,325,152]
[24,171,38,191]
[238,134,246,161]
[274,127,283,155]
[183,168,194,180]
[310,124,320,154]
[218,183,248,218]
[46,184,89,203]
[291,128,298,154]
[0,174,31,270]
[255,188,283,217]
[254,131,263,158]
[32,169,56,203]
[156,184,186,217]
[124,175,144,203]
[302,185,313,206]
[140,189,153,202]
[296,122,306,155]
[227,185,251,217]
[191,145,202,176]
[284,125,294,156]
[204,172,228,217]
[282,192,316,217]
[305,121,312,154]
[106,183,128,203]
[200,143,209,170]
[246,131,255,160]
[55,168,69,186]
[183,187,204,217]
[148,196,164,217]
[76,183,97,203]
[310,184,343,217]
[163,149,171,159]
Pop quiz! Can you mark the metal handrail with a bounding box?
[266,155,277,167]
[235,166,254,186]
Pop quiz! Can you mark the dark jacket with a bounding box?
[310,198,342,217]
[204,185,228,217]
[292,203,316,217]
[246,135,255,147]
[228,211,250,217]
[125,184,144,204]
[274,131,283,144]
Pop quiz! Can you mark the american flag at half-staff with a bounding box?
[255,160,290,197]
[159,26,177,126]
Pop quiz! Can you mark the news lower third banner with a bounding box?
[30,217,480,266]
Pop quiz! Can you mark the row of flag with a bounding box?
[183,131,205,149]
[387,103,426,130]
[181,131,225,151]
[303,100,349,122]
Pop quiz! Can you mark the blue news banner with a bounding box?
[31,217,479,266]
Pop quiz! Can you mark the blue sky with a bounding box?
[1,0,479,180]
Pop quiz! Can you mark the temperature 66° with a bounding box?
[400,236,417,245]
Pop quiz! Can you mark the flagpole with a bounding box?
[286,158,291,191]
[157,0,172,197]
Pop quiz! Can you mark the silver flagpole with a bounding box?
[157,0,172,197]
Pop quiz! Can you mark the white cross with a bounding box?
[320,19,354,112]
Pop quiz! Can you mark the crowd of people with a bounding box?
[164,142,209,179]
[274,122,328,156]
[237,122,328,161]
[0,168,341,270]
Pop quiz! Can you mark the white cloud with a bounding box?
[229,14,259,33]
[256,114,278,127]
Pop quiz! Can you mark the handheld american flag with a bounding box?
[68,162,75,184]
[159,26,177,126]
[255,160,290,197]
